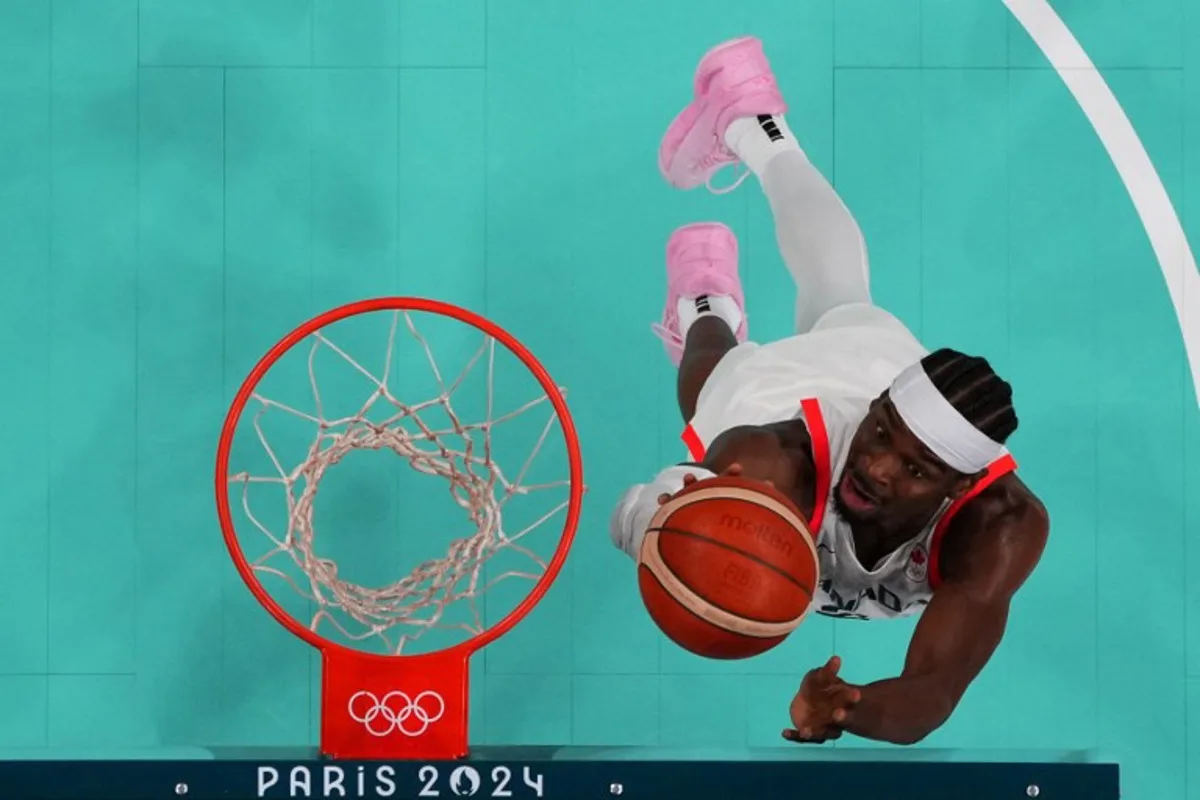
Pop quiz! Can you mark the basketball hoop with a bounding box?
[214,297,583,760]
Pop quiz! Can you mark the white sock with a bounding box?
[723,114,804,176]
[676,294,743,336]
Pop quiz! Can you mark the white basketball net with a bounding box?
[228,310,573,654]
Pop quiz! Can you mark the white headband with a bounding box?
[888,361,1006,474]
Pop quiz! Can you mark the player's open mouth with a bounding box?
[839,471,880,513]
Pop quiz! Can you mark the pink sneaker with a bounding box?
[653,222,748,365]
[659,36,787,193]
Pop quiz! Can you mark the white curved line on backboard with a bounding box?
[1003,0,1200,406]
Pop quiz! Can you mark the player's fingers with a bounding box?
[783,727,835,744]
[724,463,743,476]
[824,681,858,701]
[682,473,698,486]
[657,493,670,505]
[783,727,812,742]
[820,677,846,694]
[828,688,860,724]
[820,655,842,680]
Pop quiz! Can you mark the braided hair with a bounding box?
[920,348,1018,444]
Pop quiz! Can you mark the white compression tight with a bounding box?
[759,150,873,334]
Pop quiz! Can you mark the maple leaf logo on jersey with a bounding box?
[905,545,929,583]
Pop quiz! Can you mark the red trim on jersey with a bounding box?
[681,424,706,462]
[799,399,832,533]
[926,453,1019,590]
[680,402,832,530]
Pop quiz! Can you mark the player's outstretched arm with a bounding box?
[788,487,1049,745]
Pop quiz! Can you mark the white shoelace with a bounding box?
[706,161,751,194]
[650,320,684,350]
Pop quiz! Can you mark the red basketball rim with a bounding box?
[214,296,585,665]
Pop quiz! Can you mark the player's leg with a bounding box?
[655,222,746,422]
[677,317,737,422]
[728,118,872,333]
[658,37,873,334]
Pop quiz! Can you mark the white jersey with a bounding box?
[682,304,1015,621]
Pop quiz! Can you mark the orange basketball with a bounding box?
[637,476,820,660]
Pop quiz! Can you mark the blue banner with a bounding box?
[0,759,1119,800]
[0,762,1118,796]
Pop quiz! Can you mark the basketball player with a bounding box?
[610,37,1049,745]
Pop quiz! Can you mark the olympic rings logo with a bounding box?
[347,690,445,737]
